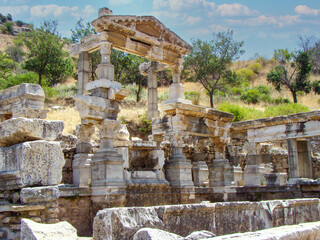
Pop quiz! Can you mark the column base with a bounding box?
[73,153,92,187]
[165,155,194,187]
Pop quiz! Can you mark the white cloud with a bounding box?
[30,5,76,17]
[186,16,202,25]
[71,5,95,19]
[227,14,301,27]
[209,24,227,32]
[0,5,29,16]
[30,5,95,19]
[216,3,258,17]
[152,0,215,11]
[295,5,319,16]
[153,0,168,10]
[108,0,132,6]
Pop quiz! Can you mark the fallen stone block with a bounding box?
[93,207,165,240]
[0,83,46,118]
[133,228,183,240]
[185,230,216,240]
[20,218,78,240]
[20,186,60,204]
[211,221,320,240]
[0,141,65,189]
[0,118,64,147]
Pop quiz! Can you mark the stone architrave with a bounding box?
[0,140,65,190]
[77,51,90,95]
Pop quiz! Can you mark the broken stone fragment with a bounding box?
[20,186,60,204]
[133,228,184,240]
[184,230,216,240]
[20,218,78,240]
[0,140,65,189]
[0,118,64,147]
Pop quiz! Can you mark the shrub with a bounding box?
[185,91,200,105]
[236,68,256,83]
[256,85,270,95]
[124,84,146,102]
[138,112,152,136]
[248,63,263,75]
[229,87,243,96]
[240,89,260,104]
[52,83,77,98]
[218,102,264,122]
[158,91,169,102]
[16,20,24,27]
[264,103,309,117]
[272,97,291,104]
[0,72,38,89]
[1,22,14,34]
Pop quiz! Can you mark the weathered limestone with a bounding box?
[73,124,95,187]
[185,230,216,240]
[92,198,320,239]
[0,83,47,120]
[244,143,262,187]
[133,228,183,240]
[78,51,90,95]
[0,118,64,147]
[20,186,60,204]
[20,218,78,240]
[0,141,65,190]
[191,160,208,187]
[212,221,320,240]
[139,61,164,120]
[230,110,320,183]
[153,103,233,188]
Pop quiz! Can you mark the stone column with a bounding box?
[91,119,124,189]
[96,41,114,81]
[164,132,194,187]
[288,139,313,180]
[147,64,160,120]
[208,142,233,187]
[139,61,161,120]
[77,51,89,95]
[163,62,191,105]
[192,153,209,187]
[73,123,95,187]
[244,142,262,186]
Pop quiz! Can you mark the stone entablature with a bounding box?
[70,8,191,69]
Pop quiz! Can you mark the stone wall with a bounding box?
[58,196,92,237]
[93,198,320,240]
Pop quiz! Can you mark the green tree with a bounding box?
[267,50,314,103]
[123,54,147,102]
[184,30,244,108]
[21,20,73,86]
[0,51,15,79]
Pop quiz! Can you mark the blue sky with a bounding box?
[0,0,319,59]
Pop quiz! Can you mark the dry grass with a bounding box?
[46,107,81,135]
[118,105,147,123]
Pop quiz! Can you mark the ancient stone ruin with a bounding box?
[1,7,320,240]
